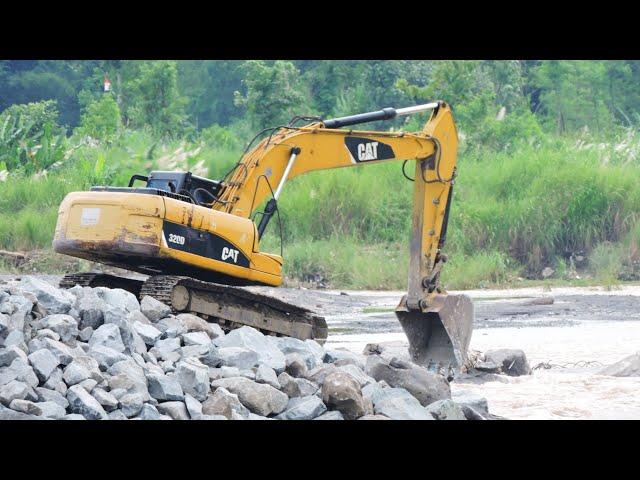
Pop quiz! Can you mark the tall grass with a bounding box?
[2,130,640,289]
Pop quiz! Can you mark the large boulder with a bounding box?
[88,345,128,370]
[140,296,171,322]
[4,330,26,350]
[278,372,319,398]
[211,377,288,416]
[324,349,366,370]
[0,345,28,367]
[0,380,30,406]
[184,394,203,419]
[305,363,339,386]
[73,288,108,330]
[365,355,450,406]
[599,352,640,377]
[43,368,66,395]
[35,387,68,409]
[285,353,308,378]
[6,358,38,388]
[270,337,322,370]
[94,287,140,314]
[92,388,119,412]
[62,361,92,386]
[175,358,210,401]
[38,401,67,419]
[150,337,181,362]
[181,331,211,347]
[137,404,164,420]
[336,364,375,387]
[3,294,33,333]
[451,390,489,414]
[176,313,222,339]
[119,393,145,417]
[218,347,259,370]
[89,323,126,353]
[41,338,76,365]
[214,326,286,373]
[0,313,9,337]
[483,349,531,376]
[9,398,44,416]
[314,410,345,420]
[321,371,367,420]
[66,384,108,419]
[180,344,212,360]
[156,317,187,338]
[108,360,148,395]
[103,309,147,356]
[425,399,466,420]
[0,404,39,420]
[18,276,74,314]
[156,401,189,420]
[108,371,149,402]
[147,373,185,401]
[132,321,162,346]
[255,364,280,389]
[72,355,104,383]
[202,386,250,419]
[276,395,327,420]
[372,387,434,420]
[40,314,79,344]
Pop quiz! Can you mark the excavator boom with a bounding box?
[53,101,473,372]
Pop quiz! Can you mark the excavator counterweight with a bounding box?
[53,101,473,373]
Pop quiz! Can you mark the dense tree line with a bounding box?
[2,60,640,143]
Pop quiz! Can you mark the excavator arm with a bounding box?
[53,101,473,375]
[213,101,473,373]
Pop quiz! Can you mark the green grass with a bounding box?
[2,130,640,289]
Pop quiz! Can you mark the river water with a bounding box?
[321,285,640,420]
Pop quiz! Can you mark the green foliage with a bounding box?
[441,251,514,290]
[0,100,66,172]
[233,61,308,128]
[124,61,188,137]
[3,60,640,288]
[178,61,244,128]
[200,123,241,150]
[589,242,623,285]
[76,93,122,141]
[274,237,409,289]
[470,107,544,152]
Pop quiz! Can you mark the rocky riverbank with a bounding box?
[0,276,499,420]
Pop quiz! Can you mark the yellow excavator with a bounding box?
[53,101,473,374]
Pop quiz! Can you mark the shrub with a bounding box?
[76,94,122,141]
[0,100,66,173]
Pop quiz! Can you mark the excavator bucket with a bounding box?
[396,293,474,375]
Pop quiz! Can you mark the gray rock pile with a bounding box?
[469,349,532,377]
[0,276,498,420]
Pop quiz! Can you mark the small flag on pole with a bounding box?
[104,75,111,92]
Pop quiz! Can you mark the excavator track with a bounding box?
[59,272,144,296]
[60,273,328,344]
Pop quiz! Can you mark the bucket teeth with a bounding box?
[396,293,474,374]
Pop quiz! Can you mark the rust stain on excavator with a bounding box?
[139,222,155,231]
